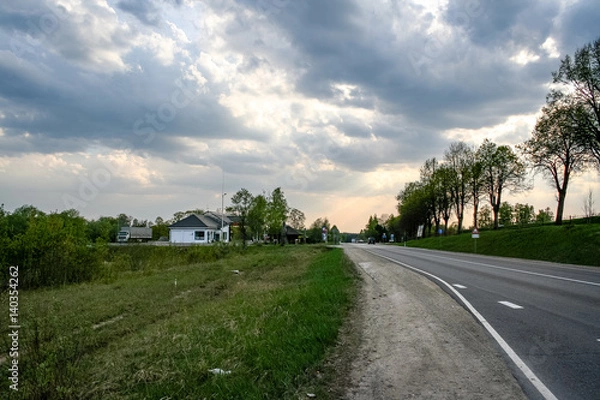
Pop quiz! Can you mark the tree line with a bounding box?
[0,187,342,289]
[388,37,600,239]
[227,187,342,244]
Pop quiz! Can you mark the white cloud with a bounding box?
[445,113,540,146]
[510,49,541,65]
[541,37,560,58]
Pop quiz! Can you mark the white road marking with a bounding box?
[452,284,467,289]
[363,249,559,400]
[498,301,524,310]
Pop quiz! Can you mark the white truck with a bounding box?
[117,227,153,243]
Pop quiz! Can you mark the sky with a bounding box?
[1,0,599,232]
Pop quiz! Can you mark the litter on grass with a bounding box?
[208,368,231,375]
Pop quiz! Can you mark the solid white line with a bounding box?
[366,249,559,400]
[452,284,468,289]
[498,301,524,310]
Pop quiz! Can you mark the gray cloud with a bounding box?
[117,0,161,26]
[1,0,599,226]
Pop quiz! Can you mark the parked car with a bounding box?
[367,237,375,244]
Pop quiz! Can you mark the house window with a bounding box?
[194,231,205,240]
[223,232,228,241]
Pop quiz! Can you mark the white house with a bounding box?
[168,212,237,244]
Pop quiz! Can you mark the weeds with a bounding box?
[0,245,357,399]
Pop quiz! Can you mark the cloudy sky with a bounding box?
[1,0,599,232]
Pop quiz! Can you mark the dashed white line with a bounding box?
[498,301,524,310]
[452,284,467,289]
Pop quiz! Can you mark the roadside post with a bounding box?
[472,228,480,253]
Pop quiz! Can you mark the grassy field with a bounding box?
[1,245,358,399]
[405,223,600,267]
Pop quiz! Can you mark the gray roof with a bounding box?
[168,212,236,229]
[169,214,219,229]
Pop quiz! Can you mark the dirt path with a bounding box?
[339,246,528,400]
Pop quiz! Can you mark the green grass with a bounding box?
[405,223,600,267]
[1,245,358,399]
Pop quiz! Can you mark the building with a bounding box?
[168,212,238,244]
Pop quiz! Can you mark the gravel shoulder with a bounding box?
[337,246,528,400]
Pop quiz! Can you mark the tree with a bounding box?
[536,207,554,224]
[444,141,474,233]
[582,188,595,219]
[469,157,485,229]
[498,202,514,227]
[151,216,170,241]
[330,225,340,244]
[477,139,529,229]
[266,187,289,242]
[420,158,442,235]
[551,37,600,166]
[478,205,493,229]
[87,216,119,242]
[307,217,330,243]
[396,181,429,239]
[364,214,384,241]
[288,208,306,231]
[228,188,254,244]
[520,96,590,224]
[248,194,267,241]
[514,203,534,225]
[433,164,454,234]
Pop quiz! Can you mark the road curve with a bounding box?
[353,244,600,400]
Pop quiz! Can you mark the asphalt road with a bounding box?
[354,244,600,400]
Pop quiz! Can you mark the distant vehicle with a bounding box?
[117,227,153,243]
[367,237,376,244]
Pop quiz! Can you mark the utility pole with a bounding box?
[221,171,226,241]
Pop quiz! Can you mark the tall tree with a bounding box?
[420,158,441,235]
[444,142,474,233]
[551,36,600,165]
[248,194,267,241]
[520,97,590,224]
[433,165,454,234]
[396,181,429,238]
[266,187,289,242]
[477,139,528,229]
[469,157,485,229]
[228,188,254,244]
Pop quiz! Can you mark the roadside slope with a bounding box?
[342,246,527,400]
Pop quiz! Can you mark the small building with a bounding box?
[168,212,235,244]
[285,225,302,243]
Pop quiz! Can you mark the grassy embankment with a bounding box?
[1,245,358,399]
[406,222,600,267]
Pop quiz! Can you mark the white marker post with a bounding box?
[472,228,479,253]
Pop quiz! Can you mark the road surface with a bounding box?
[356,244,600,400]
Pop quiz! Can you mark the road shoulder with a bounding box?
[338,245,528,400]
